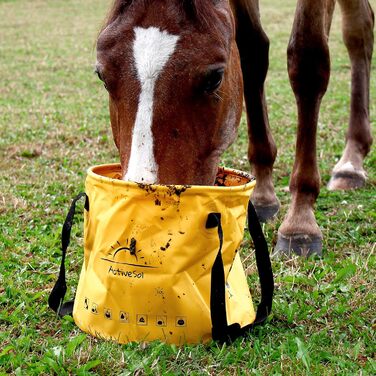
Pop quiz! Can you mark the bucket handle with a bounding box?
[48,193,88,317]
[209,201,274,342]
[247,200,274,325]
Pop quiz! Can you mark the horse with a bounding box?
[95,0,374,256]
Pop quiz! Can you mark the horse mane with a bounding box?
[103,0,221,30]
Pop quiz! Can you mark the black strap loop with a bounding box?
[48,193,87,317]
[208,200,274,342]
[247,200,274,326]
[206,213,228,340]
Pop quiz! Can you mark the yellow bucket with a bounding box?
[49,164,273,344]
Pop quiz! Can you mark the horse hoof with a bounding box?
[274,233,322,257]
[327,171,366,191]
[253,202,280,223]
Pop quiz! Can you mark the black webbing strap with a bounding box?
[247,201,274,325]
[48,193,87,317]
[206,213,227,340]
[208,201,274,342]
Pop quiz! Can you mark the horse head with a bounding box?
[96,0,242,185]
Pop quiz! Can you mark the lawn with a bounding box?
[0,0,375,374]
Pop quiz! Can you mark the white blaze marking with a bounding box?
[124,27,179,183]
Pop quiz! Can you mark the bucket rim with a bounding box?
[87,163,256,194]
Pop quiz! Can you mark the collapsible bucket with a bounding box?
[49,164,273,344]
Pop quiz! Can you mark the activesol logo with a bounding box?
[101,237,158,271]
[108,265,145,279]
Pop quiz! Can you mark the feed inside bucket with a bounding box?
[59,164,261,344]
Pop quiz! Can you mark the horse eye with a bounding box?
[96,71,103,81]
[203,68,224,94]
[95,68,109,90]
[94,67,104,82]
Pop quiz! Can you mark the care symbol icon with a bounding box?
[119,311,129,323]
[156,315,167,327]
[104,308,112,320]
[175,316,187,327]
[91,303,98,315]
[136,314,148,326]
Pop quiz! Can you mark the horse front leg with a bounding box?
[276,0,333,256]
[328,0,374,190]
[233,0,279,222]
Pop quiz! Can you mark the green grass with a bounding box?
[0,0,375,374]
